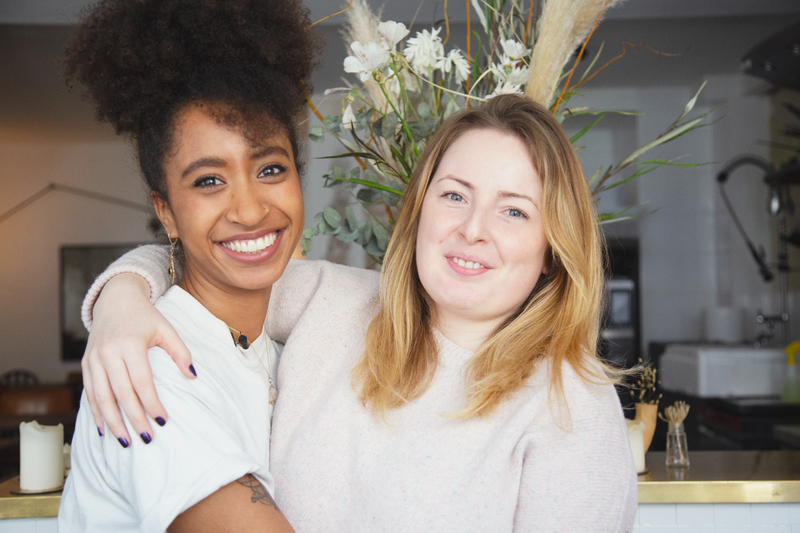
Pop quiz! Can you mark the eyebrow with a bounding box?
[180,145,291,178]
[439,176,536,205]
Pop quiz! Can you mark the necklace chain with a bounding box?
[229,323,277,404]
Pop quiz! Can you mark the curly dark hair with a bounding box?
[64,0,323,197]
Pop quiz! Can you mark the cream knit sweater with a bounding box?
[83,245,637,532]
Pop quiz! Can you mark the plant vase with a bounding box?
[635,402,658,452]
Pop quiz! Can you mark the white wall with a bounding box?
[0,141,155,382]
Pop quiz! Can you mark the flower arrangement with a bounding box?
[633,358,663,405]
[302,0,711,262]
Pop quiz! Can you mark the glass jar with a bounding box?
[665,422,690,467]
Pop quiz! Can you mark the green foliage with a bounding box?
[302,2,712,263]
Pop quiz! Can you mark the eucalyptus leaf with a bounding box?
[345,206,358,232]
[364,237,384,257]
[418,102,431,118]
[407,119,436,142]
[322,206,342,228]
[373,224,390,250]
[382,189,401,206]
[336,227,360,243]
[309,126,325,143]
[357,188,382,203]
[363,219,374,245]
[302,227,319,239]
[323,114,341,133]
[350,167,361,180]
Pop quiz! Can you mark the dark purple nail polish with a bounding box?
[118,437,129,448]
[155,417,166,427]
[189,364,197,377]
[140,432,152,444]
[97,427,104,437]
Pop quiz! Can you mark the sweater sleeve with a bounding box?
[513,369,638,532]
[266,259,380,344]
[81,244,174,331]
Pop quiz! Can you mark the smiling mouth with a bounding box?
[451,257,486,270]
[220,232,278,254]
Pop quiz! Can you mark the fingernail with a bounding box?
[97,427,104,437]
[118,437,129,448]
[155,417,166,427]
[189,364,197,377]
[140,432,152,444]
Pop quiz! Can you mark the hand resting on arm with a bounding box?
[83,271,193,444]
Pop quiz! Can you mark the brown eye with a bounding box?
[193,176,223,188]
[258,164,286,178]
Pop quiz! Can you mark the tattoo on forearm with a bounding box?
[237,475,281,511]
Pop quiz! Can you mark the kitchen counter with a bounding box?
[0,451,798,530]
[638,450,800,503]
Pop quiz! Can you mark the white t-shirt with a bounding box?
[59,286,281,533]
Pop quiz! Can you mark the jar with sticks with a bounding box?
[659,401,690,467]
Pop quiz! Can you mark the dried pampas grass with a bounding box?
[526,0,624,108]
[343,0,388,111]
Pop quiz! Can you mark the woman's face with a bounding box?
[153,105,303,295]
[415,128,549,331]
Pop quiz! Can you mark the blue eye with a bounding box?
[193,176,222,188]
[259,164,286,178]
[506,208,528,219]
[444,192,464,202]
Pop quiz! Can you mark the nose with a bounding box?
[226,177,266,227]
[458,204,490,244]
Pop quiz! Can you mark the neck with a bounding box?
[435,311,505,353]
[179,267,271,344]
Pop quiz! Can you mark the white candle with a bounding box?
[626,419,646,474]
[19,421,64,492]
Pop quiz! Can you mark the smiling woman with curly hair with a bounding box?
[57,1,321,531]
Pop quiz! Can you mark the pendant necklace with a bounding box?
[228,324,278,405]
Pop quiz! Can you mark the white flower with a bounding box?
[488,81,523,98]
[403,27,444,73]
[344,41,390,82]
[492,55,529,87]
[500,39,530,61]
[435,49,470,85]
[377,21,409,53]
[506,65,529,86]
[341,104,356,130]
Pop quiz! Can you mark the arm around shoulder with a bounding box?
[81,244,173,330]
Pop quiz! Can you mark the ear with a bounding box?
[151,191,178,238]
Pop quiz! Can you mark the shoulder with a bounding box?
[273,259,379,308]
[278,259,379,291]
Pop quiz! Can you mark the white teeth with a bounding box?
[221,233,278,254]
[453,257,485,270]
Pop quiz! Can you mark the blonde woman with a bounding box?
[80,95,637,531]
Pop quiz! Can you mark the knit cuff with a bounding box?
[80,244,172,331]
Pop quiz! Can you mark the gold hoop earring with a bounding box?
[167,232,178,284]
[263,206,270,216]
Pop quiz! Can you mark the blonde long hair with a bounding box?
[353,94,612,420]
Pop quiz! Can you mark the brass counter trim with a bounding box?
[639,480,800,503]
[0,477,60,518]
[638,451,800,504]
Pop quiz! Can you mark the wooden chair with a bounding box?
[0,370,39,390]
